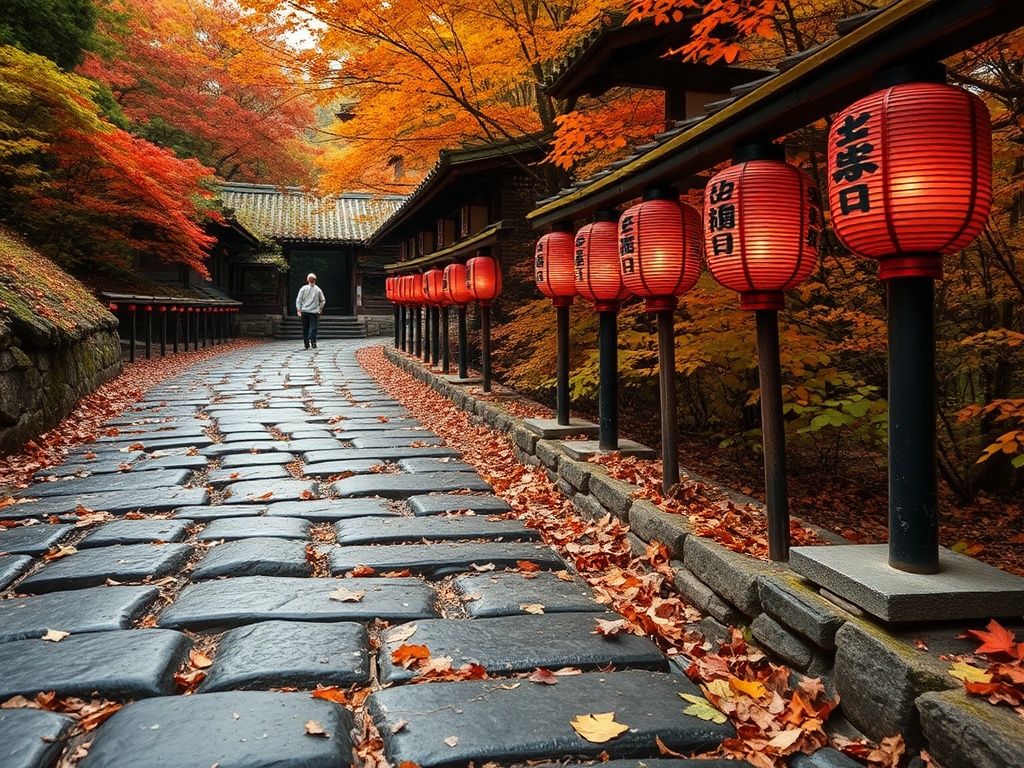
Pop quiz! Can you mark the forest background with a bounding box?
[0,0,1021,558]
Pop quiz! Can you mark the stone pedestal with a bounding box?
[791,543,1024,622]
[560,439,656,461]
[441,375,482,385]
[522,418,599,439]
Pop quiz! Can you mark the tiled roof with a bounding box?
[219,183,405,244]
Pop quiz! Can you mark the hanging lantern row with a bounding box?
[385,254,503,307]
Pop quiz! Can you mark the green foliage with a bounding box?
[0,0,97,70]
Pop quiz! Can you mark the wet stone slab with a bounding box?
[64,447,145,464]
[302,459,386,478]
[366,670,734,768]
[78,519,193,549]
[113,435,212,452]
[214,409,312,424]
[197,517,310,541]
[95,426,207,443]
[264,499,398,521]
[285,438,351,453]
[79,691,353,768]
[17,543,193,595]
[304,446,460,464]
[453,572,603,617]
[329,542,567,579]
[220,452,298,468]
[379,612,667,685]
[192,538,311,580]
[0,585,159,642]
[15,469,190,499]
[131,455,209,473]
[171,505,268,520]
[0,488,209,520]
[397,457,476,474]
[348,436,444,449]
[222,479,319,504]
[0,554,31,590]
[0,523,74,555]
[407,494,512,516]
[199,620,370,692]
[0,708,75,768]
[334,516,541,546]
[0,629,190,700]
[332,473,492,499]
[158,575,438,631]
[207,465,291,486]
[201,441,292,457]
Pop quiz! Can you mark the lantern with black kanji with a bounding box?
[705,147,821,310]
[575,214,630,311]
[535,226,576,306]
[618,188,702,311]
[466,253,502,305]
[827,73,992,279]
[443,263,473,305]
[386,276,396,303]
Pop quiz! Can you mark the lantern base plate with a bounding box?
[522,418,599,439]
[560,439,656,462]
[440,375,483,385]
[790,544,1024,623]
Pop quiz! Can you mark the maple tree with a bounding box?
[0,0,97,70]
[80,0,316,185]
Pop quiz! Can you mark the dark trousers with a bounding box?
[302,313,319,346]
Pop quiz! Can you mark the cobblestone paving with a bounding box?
[0,340,749,768]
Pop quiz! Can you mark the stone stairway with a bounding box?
[274,315,366,340]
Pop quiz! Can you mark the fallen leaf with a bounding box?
[470,563,496,572]
[555,570,575,581]
[349,564,376,577]
[41,629,69,642]
[311,686,348,704]
[498,683,521,690]
[679,693,728,724]
[516,560,541,572]
[520,603,545,615]
[593,617,626,636]
[966,620,1020,659]
[304,720,330,737]
[388,625,418,644]
[391,719,409,734]
[300,490,314,500]
[570,712,629,743]
[392,644,431,669]
[949,660,993,684]
[766,728,803,750]
[729,677,768,699]
[43,545,77,561]
[329,586,366,602]
[529,668,559,685]
[655,735,685,757]
[189,650,213,669]
[443,736,459,747]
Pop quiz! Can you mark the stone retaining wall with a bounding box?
[384,346,1024,768]
[0,329,121,456]
[234,314,281,338]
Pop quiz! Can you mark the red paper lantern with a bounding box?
[466,252,502,306]
[827,75,992,280]
[423,268,445,305]
[443,263,473,305]
[574,213,630,312]
[385,276,396,303]
[535,225,576,306]
[619,188,702,312]
[704,150,822,310]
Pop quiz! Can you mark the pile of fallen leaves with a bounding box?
[0,339,263,492]
[0,691,122,764]
[358,346,906,767]
[948,620,1024,712]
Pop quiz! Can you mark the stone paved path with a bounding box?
[0,340,749,768]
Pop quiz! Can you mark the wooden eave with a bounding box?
[545,16,770,100]
[368,142,545,246]
[529,0,1024,228]
[382,222,512,272]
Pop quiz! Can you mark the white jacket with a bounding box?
[296,284,325,313]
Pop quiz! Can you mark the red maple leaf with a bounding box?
[966,620,1020,659]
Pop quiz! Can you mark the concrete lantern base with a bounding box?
[791,543,1024,622]
[522,418,599,439]
[559,439,656,462]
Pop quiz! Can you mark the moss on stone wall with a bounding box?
[0,227,122,454]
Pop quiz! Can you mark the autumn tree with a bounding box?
[0,46,217,276]
[80,0,316,185]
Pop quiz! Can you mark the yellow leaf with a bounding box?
[948,661,992,684]
[704,679,731,699]
[729,677,768,699]
[41,629,69,642]
[520,603,545,614]
[304,720,330,737]
[679,693,728,724]
[570,712,630,743]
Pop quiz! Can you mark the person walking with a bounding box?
[296,273,326,349]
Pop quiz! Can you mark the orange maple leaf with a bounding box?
[966,619,1020,659]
